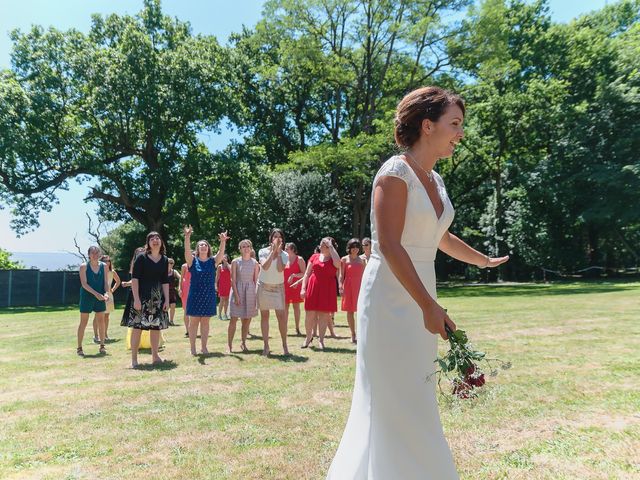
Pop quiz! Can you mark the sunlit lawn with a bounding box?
[0,281,639,479]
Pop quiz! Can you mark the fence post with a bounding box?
[7,270,12,308]
[36,270,41,306]
[62,272,66,305]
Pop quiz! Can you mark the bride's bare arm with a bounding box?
[439,231,509,268]
[375,176,454,339]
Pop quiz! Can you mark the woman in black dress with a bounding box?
[122,232,170,368]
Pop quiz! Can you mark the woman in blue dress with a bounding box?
[183,225,229,355]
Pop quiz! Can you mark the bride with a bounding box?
[327,86,509,479]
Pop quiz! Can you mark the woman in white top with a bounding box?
[257,228,290,356]
[327,86,508,479]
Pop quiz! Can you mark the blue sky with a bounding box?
[0,0,610,253]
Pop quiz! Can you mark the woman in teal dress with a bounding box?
[77,246,109,356]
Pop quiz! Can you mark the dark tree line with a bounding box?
[1,0,638,279]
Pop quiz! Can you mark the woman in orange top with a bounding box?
[283,242,306,336]
[339,238,366,343]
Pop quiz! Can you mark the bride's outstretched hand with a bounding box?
[486,255,510,268]
[423,302,456,340]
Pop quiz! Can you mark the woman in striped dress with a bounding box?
[227,239,260,353]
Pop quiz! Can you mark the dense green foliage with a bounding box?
[1,0,639,277]
[0,247,22,269]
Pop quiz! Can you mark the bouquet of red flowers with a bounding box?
[429,321,511,399]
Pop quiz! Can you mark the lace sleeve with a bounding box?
[373,156,412,188]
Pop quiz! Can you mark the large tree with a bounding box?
[230,0,470,237]
[0,0,229,237]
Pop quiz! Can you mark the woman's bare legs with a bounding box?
[95,312,106,352]
[130,328,142,367]
[275,309,289,355]
[220,296,229,319]
[200,318,210,354]
[227,317,238,353]
[347,312,357,343]
[260,310,271,356]
[150,330,162,363]
[188,317,200,355]
[78,313,90,351]
[292,303,302,335]
[104,313,110,339]
[240,318,251,351]
[317,312,331,350]
[327,313,336,338]
[302,310,318,348]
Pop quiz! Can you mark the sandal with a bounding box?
[99,345,106,354]
[76,347,84,357]
[300,338,313,349]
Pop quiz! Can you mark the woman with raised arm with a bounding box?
[122,233,170,368]
[184,225,229,356]
[300,237,341,350]
[77,246,110,356]
[327,87,509,479]
[227,239,260,353]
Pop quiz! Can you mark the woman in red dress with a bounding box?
[216,255,232,320]
[284,242,306,336]
[340,238,366,344]
[179,261,191,337]
[300,237,341,350]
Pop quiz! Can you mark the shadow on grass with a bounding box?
[437,281,639,298]
[269,353,308,363]
[197,352,231,364]
[133,360,179,371]
[237,349,309,363]
[81,352,109,359]
[311,346,356,354]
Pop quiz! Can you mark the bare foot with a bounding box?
[301,338,313,348]
[240,342,248,353]
[226,346,233,354]
[131,362,139,369]
[283,347,290,356]
[191,349,197,356]
[262,348,270,356]
[351,337,357,344]
[318,340,325,350]
[201,348,209,355]
[152,357,163,364]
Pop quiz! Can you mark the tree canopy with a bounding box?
[1,0,639,277]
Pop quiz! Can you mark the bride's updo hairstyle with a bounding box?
[394,86,465,149]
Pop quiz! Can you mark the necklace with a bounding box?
[404,151,434,182]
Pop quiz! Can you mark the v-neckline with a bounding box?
[147,254,163,264]
[399,157,447,222]
[88,262,101,275]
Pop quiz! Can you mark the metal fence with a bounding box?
[0,269,130,308]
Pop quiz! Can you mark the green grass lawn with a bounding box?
[1,282,639,480]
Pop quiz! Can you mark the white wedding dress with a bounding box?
[327,156,459,479]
